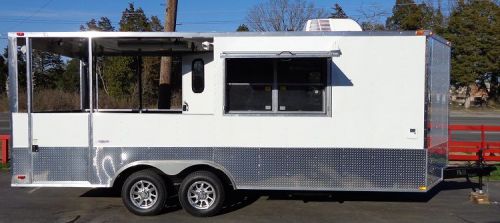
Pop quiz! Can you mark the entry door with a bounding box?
[30,113,90,183]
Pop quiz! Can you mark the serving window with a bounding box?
[225,57,329,114]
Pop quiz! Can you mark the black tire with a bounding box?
[121,169,167,216]
[178,171,225,217]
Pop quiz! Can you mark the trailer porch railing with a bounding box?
[448,125,500,162]
[0,135,10,166]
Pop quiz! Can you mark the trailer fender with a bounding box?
[111,160,237,189]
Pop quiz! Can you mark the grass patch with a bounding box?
[0,162,9,170]
[488,165,500,181]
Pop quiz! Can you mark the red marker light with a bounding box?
[16,32,25,36]
[415,30,425,36]
[17,175,26,180]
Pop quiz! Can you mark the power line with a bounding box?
[0,18,89,25]
[0,16,390,26]
[5,0,54,30]
[0,0,451,30]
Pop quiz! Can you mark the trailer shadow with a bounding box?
[331,62,353,86]
[79,188,183,214]
[258,180,479,203]
[79,180,479,216]
[217,180,481,215]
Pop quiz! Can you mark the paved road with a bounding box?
[450,116,500,142]
[0,113,9,135]
[1,170,499,223]
[451,116,500,126]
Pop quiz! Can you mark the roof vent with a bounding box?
[304,19,362,32]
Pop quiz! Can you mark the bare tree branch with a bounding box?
[246,0,327,31]
[354,4,389,31]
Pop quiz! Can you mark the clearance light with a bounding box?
[416,30,433,36]
[17,175,26,180]
[16,32,25,37]
[418,186,427,191]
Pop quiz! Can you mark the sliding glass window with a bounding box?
[225,57,328,114]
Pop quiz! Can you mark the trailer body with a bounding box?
[8,31,450,192]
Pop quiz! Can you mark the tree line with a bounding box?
[80,3,174,108]
[0,3,177,110]
[245,0,498,91]
[0,0,498,103]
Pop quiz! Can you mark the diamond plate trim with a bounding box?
[32,147,89,182]
[427,143,447,187]
[11,148,31,184]
[89,147,213,185]
[259,148,426,190]
[13,147,430,192]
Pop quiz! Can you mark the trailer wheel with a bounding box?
[121,169,167,216]
[178,171,225,217]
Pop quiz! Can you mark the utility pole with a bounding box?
[158,0,178,109]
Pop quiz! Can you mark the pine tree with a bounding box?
[119,3,151,32]
[80,17,114,31]
[432,4,445,34]
[386,0,434,30]
[57,59,80,92]
[236,24,250,32]
[98,17,115,31]
[32,50,65,90]
[443,0,499,86]
[150,16,164,31]
[329,3,348,19]
[80,19,98,31]
[99,3,160,99]
[102,56,136,98]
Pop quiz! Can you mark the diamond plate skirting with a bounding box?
[12,147,436,192]
[33,147,89,182]
[11,148,31,184]
[88,147,428,192]
[427,142,447,187]
[257,148,426,191]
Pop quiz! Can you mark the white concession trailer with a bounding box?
[7,22,451,216]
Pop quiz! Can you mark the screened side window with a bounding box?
[192,59,205,93]
[30,38,89,113]
[92,38,183,111]
[225,58,328,114]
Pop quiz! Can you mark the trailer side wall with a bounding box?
[10,33,438,192]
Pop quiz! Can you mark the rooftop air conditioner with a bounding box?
[304,19,362,32]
